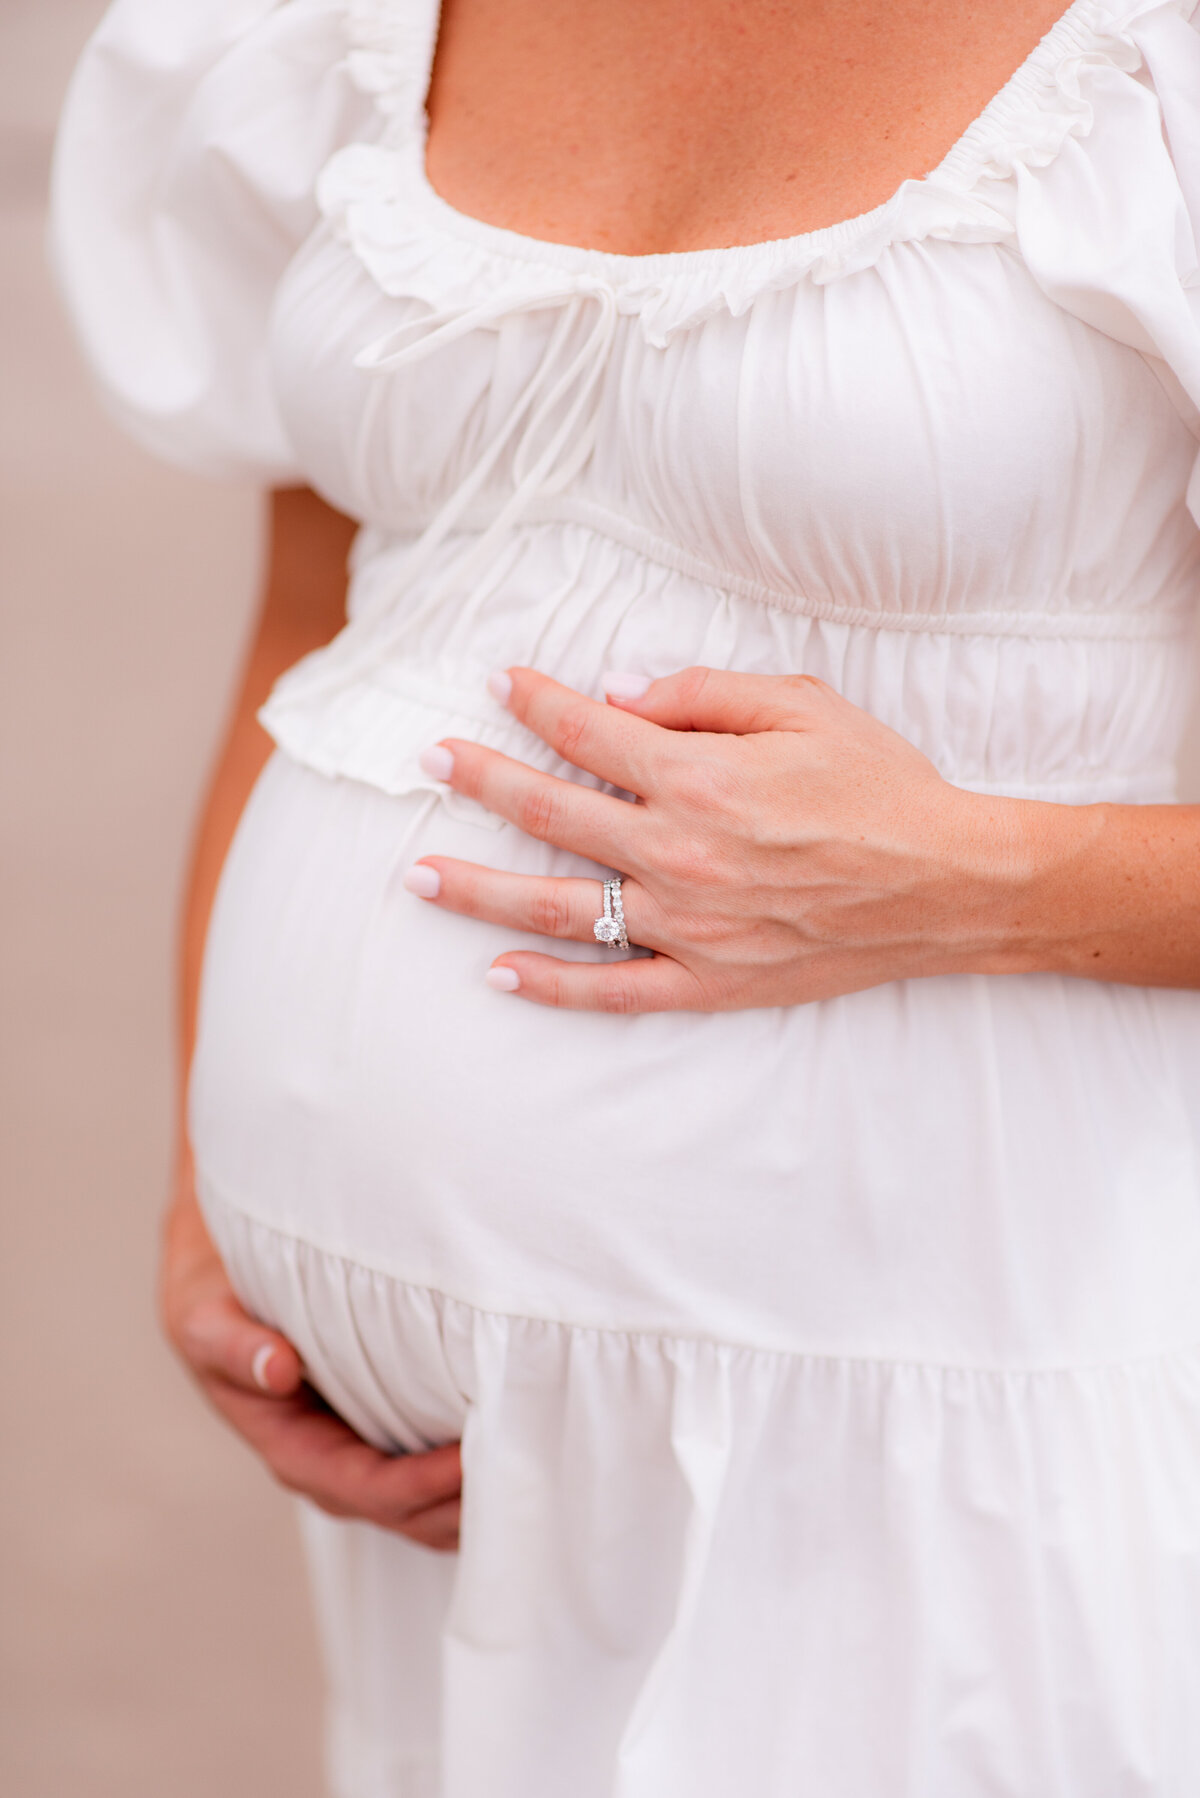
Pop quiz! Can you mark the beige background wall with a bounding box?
[1,5,324,1794]
[4,6,1200,1798]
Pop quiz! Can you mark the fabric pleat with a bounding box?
[208,1194,1200,1797]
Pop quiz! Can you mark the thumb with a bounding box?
[179,1292,305,1397]
[602,666,826,733]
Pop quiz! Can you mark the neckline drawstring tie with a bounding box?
[302,276,620,697]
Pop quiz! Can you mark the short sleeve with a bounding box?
[50,0,376,481]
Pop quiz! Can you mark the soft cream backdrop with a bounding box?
[4,4,1200,1796]
[1,4,323,1794]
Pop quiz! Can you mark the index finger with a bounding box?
[493,667,666,795]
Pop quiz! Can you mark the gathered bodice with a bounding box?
[275,211,1200,640]
[52,0,1200,813]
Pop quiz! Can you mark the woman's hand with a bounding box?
[408,664,1066,1012]
[161,1177,462,1550]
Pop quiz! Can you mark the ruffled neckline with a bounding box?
[325,0,1191,341]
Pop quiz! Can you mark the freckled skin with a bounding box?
[425,0,1073,255]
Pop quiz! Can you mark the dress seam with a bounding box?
[199,1173,1200,1380]
[383,495,1193,639]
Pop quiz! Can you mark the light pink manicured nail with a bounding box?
[418,745,455,782]
[403,864,441,899]
[486,966,521,993]
[251,1345,277,1392]
[602,670,653,701]
[487,670,513,705]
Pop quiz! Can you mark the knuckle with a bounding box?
[660,757,705,808]
[545,968,572,1009]
[655,831,722,889]
[596,975,638,1014]
[529,885,574,937]
[674,665,713,705]
[675,908,728,949]
[784,673,830,705]
[516,783,562,841]
[553,706,592,765]
[664,753,738,813]
[690,967,736,1010]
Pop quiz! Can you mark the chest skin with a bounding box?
[424,0,1075,255]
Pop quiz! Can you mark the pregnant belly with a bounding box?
[191,750,1200,1369]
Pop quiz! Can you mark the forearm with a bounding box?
[175,486,355,1176]
[988,798,1200,988]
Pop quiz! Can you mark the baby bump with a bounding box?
[190,750,1200,1368]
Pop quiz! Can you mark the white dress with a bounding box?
[53,2,1200,1792]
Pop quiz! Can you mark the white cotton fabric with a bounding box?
[51,1,1200,1792]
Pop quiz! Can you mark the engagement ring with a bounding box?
[593,877,629,950]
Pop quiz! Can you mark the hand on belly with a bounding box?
[404,663,1054,1013]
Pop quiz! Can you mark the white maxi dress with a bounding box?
[53,2,1200,1792]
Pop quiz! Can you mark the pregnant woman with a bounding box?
[54,0,1200,1792]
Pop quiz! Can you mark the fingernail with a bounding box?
[485,966,521,993]
[418,745,455,782]
[251,1344,277,1392]
[403,864,441,899]
[487,670,513,706]
[602,670,653,701]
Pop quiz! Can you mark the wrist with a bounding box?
[958,791,1107,976]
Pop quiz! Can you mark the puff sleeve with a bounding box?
[50,0,375,481]
[1003,1,1200,515]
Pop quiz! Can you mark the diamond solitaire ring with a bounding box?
[593,877,629,950]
